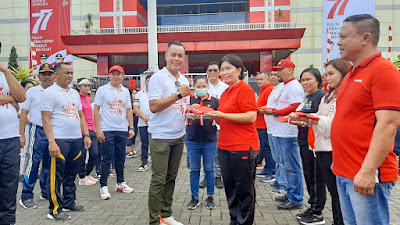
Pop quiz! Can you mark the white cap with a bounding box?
[78,79,91,86]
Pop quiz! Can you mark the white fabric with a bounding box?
[147,67,189,139]
[265,83,284,135]
[0,72,19,139]
[208,80,228,99]
[94,83,131,132]
[41,84,82,139]
[311,94,336,152]
[273,80,305,138]
[21,85,45,126]
[134,90,151,127]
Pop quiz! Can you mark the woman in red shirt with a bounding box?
[207,54,259,225]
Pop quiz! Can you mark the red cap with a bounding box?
[109,65,124,74]
[272,59,295,71]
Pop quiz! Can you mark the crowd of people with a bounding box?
[0,14,400,225]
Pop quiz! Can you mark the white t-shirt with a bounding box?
[273,79,305,138]
[134,90,151,127]
[208,80,228,99]
[21,85,45,126]
[0,72,19,139]
[147,67,189,139]
[265,82,284,135]
[41,84,82,139]
[94,83,131,132]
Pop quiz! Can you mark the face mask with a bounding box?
[195,88,208,97]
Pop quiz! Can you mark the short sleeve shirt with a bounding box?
[331,52,400,182]
[265,83,284,135]
[41,84,82,139]
[94,83,131,132]
[0,72,19,139]
[255,84,273,129]
[218,81,260,151]
[21,85,45,126]
[134,90,151,127]
[208,80,229,99]
[273,79,305,137]
[147,67,190,139]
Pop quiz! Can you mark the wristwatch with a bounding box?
[129,127,134,131]
[272,109,277,117]
[176,92,183,99]
[84,134,90,137]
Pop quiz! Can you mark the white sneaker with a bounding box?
[161,216,183,225]
[86,175,98,182]
[100,186,111,200]
[138,164,148,172]
[115,182,134,193]
[79,177,96,186]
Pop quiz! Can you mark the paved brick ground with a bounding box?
[15,141,400,225]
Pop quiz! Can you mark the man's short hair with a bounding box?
[257,71,270,77]
[344,14,380,46]
[207,62,219,68]
[54,62,71,72]
[167,40,185,51]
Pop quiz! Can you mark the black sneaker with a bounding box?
[277,200,303,210]
[199,179,206,188]
[62,203,86,212]
[187,197,200,210]
[299,213,325,225]
[215,177,223,189]
[47,212,71,221]
[275,195,288,202]
[19,199,37,209]
[206,196,216,210]
[296,208,313,220]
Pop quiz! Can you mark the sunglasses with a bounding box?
[175,81,181,89]
[208,69,218,73]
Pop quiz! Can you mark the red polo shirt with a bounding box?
[218,81,260,151]
[331,52,400,182]
[255,84,273,129]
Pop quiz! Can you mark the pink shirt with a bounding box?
[80,93,95,131]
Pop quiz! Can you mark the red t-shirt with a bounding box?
[255,84,273,129]
[331,52,400,182]
[218,81,260,151]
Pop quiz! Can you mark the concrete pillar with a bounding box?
[180,54,189,74]
[97,55,110,75]
[260,51,272,72]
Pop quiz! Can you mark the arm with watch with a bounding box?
[79,110,92,150]
[149,84,191,113]
[127,108,135,139]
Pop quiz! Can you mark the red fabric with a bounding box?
[189,105,215,117]
[331,52,400,182]
[255,84,273,129]
[308,126,315,150]
[275,103,301,116]
[218,81,260,151]
[296,112,320,120]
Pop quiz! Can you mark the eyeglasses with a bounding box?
[208,69,218,73]
[175,81,181,89]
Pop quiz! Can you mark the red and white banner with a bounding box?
[322,0,375,67]
[29,0,73,72]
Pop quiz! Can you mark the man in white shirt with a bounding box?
[94,65,135,200]
[19,63,55,209]
[0,42,26,225]
[134,74,152,172]
[265,59,305,210]
[41,62,91,221]
[147,41,191,225]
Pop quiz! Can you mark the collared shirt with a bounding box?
[21,85,45,126]
[265,82,284,135]
[80,93,95,131]
[148,67,190,139]
[331,52,400,182]
[41,83,82,139]
[218,80,259,151]
[0,72,19,139]
[94,83,131,132]
[134,90,151,127]
[255,84,273,129]
[273,79,305,138]
[208,80,229,99]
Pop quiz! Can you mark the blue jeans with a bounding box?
[268,134,287,188]
[186,140,217,199]
[336,176,395,225]
[139,126,149,164]
[257,129,275,175]
[276,136,303,204]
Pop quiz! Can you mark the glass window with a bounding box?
[233,2,247,12]
[200,5,207,14]
[219,3,233,13]
[157,7,164,15]
[176,5,190,14]
[206,4,218,14]
[163,6,176,15]
[188,5,199,14]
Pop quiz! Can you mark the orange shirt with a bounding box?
[331,52,400,182]
[255,84,273,129]
[218,81,260,151]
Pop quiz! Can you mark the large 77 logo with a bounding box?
[32,9,53,34]
[327,0,350,19]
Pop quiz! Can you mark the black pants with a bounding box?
[47,138,83,216]
[99,131,128,187]
[0,137,19,225]
[219,148,257,225]
[316,152,344,225]
[299,143,326,213]
[79,130,99,178]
